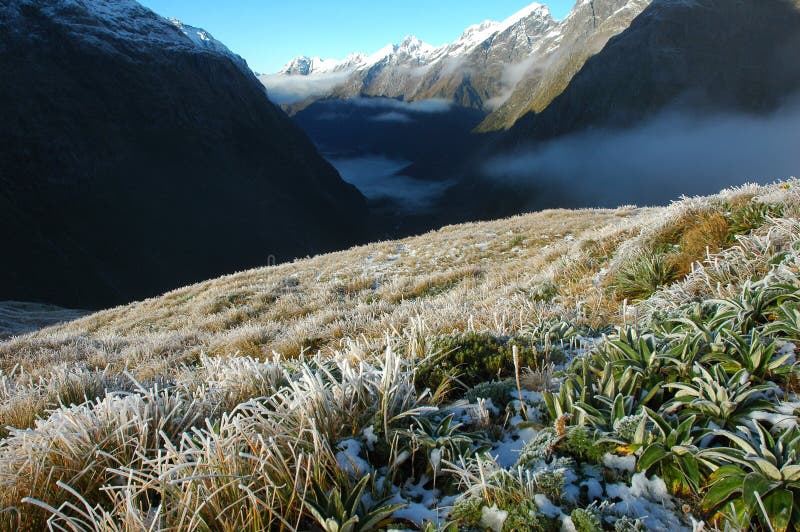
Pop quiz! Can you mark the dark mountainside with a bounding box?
[504,0,800,144]
[0,1,367,309]
[443,0,800,221]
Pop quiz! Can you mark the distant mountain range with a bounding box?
[261,0,651,131]
[0,0,367,309]
[267,0,800,221]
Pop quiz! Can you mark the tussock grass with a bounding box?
[0,180,798,530]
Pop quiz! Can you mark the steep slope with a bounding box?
[476,0,650,131]
[0,302,86,339]
[408,4,559,109]
[0,182,798,531]
[0,0,368,309]
[502,0,800,144]
[1,180,794,377]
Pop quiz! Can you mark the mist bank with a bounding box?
[328,155,452,213]
[484,100,800,209]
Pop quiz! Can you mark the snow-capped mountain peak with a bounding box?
[497,2,550,33]
[274,2,555,79]
[168,18,240,59]
[23,0,249,71]
[280,56,314,75]
[261,0,647,117]
[448,20,502,54]
[397,35,433,54]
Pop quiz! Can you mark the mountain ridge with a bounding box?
[501,0,800,144]
[0,0,368,309]
[261,0,649,130]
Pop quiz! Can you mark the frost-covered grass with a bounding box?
[0,181,798,530]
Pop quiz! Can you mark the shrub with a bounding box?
[700,424,800,531]
[503,501,546,531]
[465,379,515,409]
[667,211,732,278]
[561,426,609,465]
[531,280,559,303]
[571,507,603,532]
[664,364,776,431]
[306,474,405,532]
[416,333,544,393]
[636,408,701,496]
[612,252,677,300]
[727,201,784,236]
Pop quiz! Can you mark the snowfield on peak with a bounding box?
[13,0,249,68]
[271,1,554,80]
[260,0,647,122]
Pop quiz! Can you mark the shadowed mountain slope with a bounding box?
[0,0,368,309]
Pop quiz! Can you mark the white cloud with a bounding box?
[346,97,454,113]
[486,54,544,110]
[259,71,351,105]
[485,99,800,207]
[371,111,413,123]
[328,155,452,212]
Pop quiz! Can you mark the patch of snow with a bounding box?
[480,504,508,532]
[336,439,371,476]
[389,477,449,525]
[492,425,539,467]
[561,515,578,532]
[606,473,689,531]
[582,477,604,501]
[563,482,581,504]
[392,495,439,525]
[363,425,378,450]
[603,453,636,473]
[534,494,562,518]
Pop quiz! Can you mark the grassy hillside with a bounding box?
[0,181,798,530]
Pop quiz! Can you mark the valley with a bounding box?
[267,0,800,236]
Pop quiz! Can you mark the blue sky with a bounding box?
[139,1,576,74]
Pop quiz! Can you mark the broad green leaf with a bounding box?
[781,464,800,482]
[762,489,793,532]
[703,473,744,511]
[680,454,700,490]
[742,472,778,513]
[747,456,784,481]
[637,444,668,472]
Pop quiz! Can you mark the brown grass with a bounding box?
[0,181,795,384]
[668,211,732,277]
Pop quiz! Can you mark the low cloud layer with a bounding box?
[328,155,451,212]
[371,111,413,123]
[346,97,454,113]
[259,72,351,105]
[486,100,800,208]
[485,55,541,111]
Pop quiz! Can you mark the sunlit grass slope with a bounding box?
[0,180,798,531]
